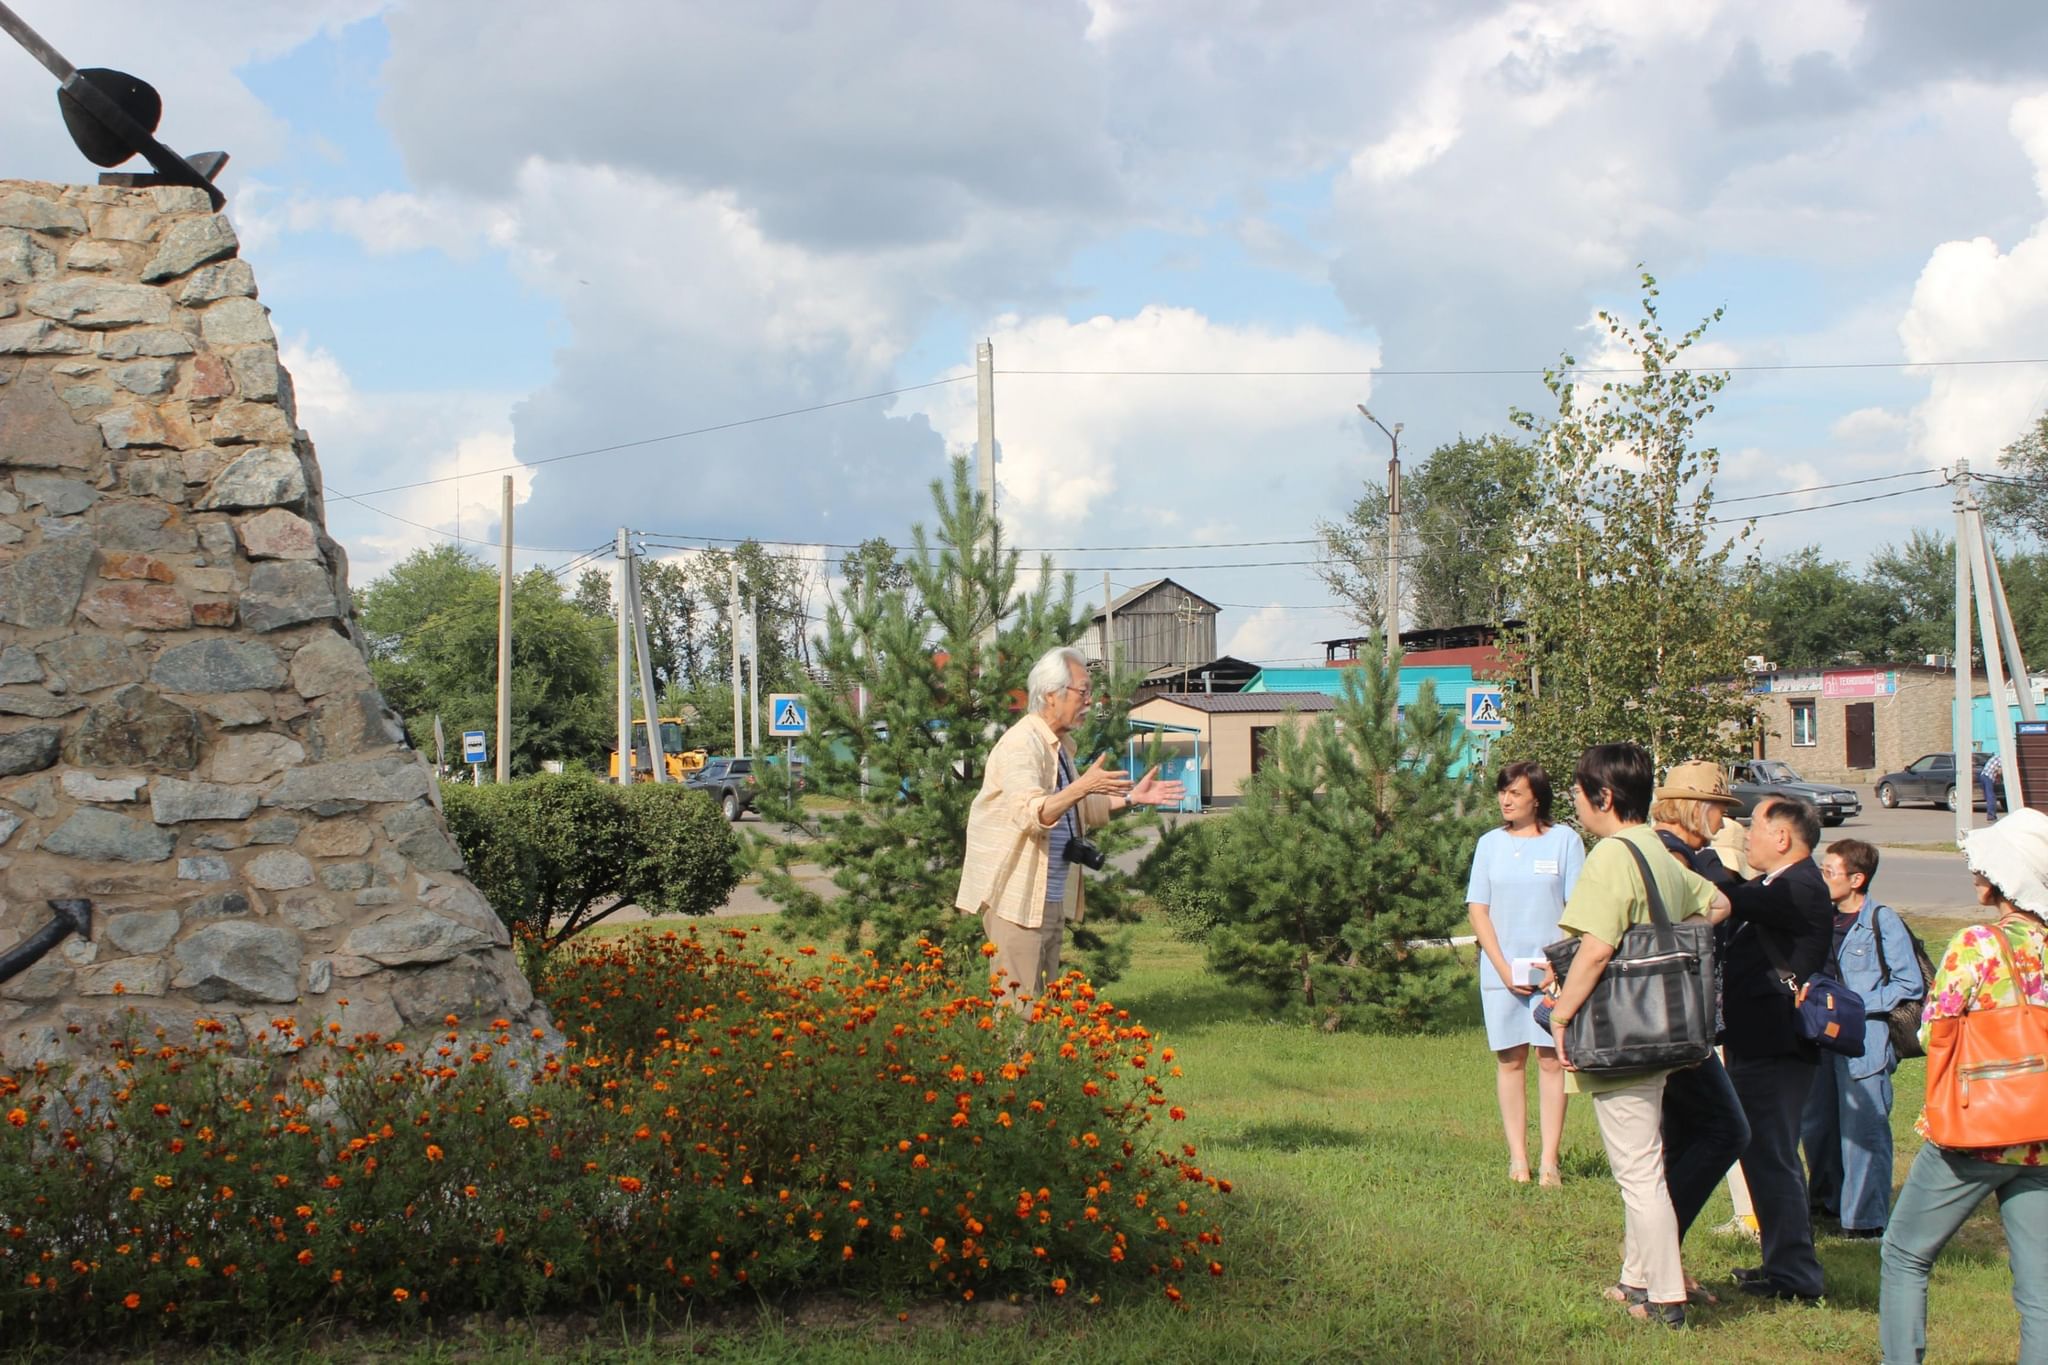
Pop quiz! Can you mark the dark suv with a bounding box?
[684,757,757,821]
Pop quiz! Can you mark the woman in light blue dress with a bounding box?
[1466,761,1586,1184]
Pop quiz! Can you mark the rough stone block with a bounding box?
[59,383,114,412]
[0,372,101,470]
[0,192,86,236]
[186,351,233,400]
[151,639,284,692]
[300,819,372,857]
[93,501,198,554]
[209,401,293,446]
[263,755,432,813]
[141,215,238,283]
[99,552,175,582]
[0,320,89,354]
[178,854,231,882]
[173,922,302,1003]
[79,582,192,631]
[226,349,278,401]
[96,403,197,450]
[25,280,173,329]
[89,206,158,243]
[61,771,146,802]
[195,447,305,510]
[0,228,57,284]
[191,599,236,627]
[77,958,172,997]
[110,360,177,396]
[391,954,507,1025]
[0,809,20,846]
[0,689,83,718]
[0,958,70,1001]
[318,862,371,892]
[0,725,62,776]
[0,646,41,684]
[15,473,98,514]
[309,687,404,758]
[236,508,319,560]
[247,814,299,844]
[181,889,251,920]
[289,633,373,699]
[0,537,94,627]
[199,297,274,347]
[43,807,175,862]
[382,804,466,871]
[68,686,202,770]
[64,240,126,273]
[276,891,340,931]
[347,909,494,967]
[106,908,181,955]
[176,259,255,305]
[101,328,195,360]
[247,849,314,890]
[38,636,142,693]
[151,777,261,824]
[210,732,304,785]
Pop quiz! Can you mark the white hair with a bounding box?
[1027,646,1089,714]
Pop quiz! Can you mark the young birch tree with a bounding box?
[1498,274,1762,784]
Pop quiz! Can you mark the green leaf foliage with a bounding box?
[757,458,1142,982]
[1158,648,1490,1031]
[1498,272,1762,783]
[441,772,741,947]
[355,544,612,775]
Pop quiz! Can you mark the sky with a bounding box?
[5,1,2048,667]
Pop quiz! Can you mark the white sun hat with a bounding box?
[1961,806,2048,919]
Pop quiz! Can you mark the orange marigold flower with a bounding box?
[392,1287,410,1302]
[153,1174,173,1189]
[1169,1107,1187,1121]
[4,1108,24,1127]
[424,1144,444,1162]
[980,943,998,957]
[123,1292,141,1310]
[1209,1261,1224,1276]
[508,1115,530,1129]
[297,1250,314,1266]
[617,1176,643,1193]
[1052,1277,1068,1296]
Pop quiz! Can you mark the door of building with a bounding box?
[1845,702,1875,771]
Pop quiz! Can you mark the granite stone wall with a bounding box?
[0,180,557,1065]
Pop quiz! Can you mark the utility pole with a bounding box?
[1959,466,2039,813]
[1103,571,1115,671]
[1953,463,1975,846]
[976,339,998,646]
[747,597,760,757]
[495,476,513,783]
[1358,404,1404,665]
[625,545,668,782]
[615,528,632,784]
[729,560,746,758]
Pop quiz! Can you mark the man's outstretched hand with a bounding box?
[1125,765,1186,808]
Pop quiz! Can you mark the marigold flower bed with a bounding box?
[0,927,1226,1342]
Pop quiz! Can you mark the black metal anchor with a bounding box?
[0,900,92,987]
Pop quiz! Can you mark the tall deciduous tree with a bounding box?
[1316,433,1538,634]
[757,459,1140,980]
[1195,650,1488,1030]
[1984,411,2048,544]
[1751,548,1897,667]
[357,544,612,774]
[1498,274,1761,783]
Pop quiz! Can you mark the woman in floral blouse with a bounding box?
[1878,809,2048,1364]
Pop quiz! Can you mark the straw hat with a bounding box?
[1654,759,1742,809]
[1962,806,2048,919]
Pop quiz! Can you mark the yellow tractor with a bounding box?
[608,717,709,783]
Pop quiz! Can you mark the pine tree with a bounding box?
[758,459,1141,979]
[1197,648,1489,1031]
[1498,273,1762,784]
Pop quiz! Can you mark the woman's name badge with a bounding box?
[1533,859,1559,876]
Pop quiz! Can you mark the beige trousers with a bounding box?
[1591,1075,1686,1304]
[982,907,1064,1009]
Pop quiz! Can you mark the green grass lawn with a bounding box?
[253,914,2024,1364]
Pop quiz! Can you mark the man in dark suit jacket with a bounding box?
[1722,795,1835,1301]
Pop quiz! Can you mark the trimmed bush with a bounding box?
[442,772,741,944]
[0,929,1227,1342]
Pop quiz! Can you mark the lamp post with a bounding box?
[1358,405,1404,665]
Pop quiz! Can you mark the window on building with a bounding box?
[1791,699,1817,747]
[1250,726,1276,775]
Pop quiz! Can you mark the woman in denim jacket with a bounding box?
[1802,839,1925,1237]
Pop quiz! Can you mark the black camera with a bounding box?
[1066,837,1107,871]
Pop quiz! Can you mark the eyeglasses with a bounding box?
[1061,684,1093,701]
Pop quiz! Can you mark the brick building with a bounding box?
[1752,664,1990,784]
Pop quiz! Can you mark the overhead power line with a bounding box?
[995,358,2048,378]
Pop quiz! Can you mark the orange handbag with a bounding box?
[1921,926,2048,1150]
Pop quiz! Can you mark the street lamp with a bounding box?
[1358,405,1403,665]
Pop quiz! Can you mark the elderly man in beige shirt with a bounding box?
[956,645,1184,1005]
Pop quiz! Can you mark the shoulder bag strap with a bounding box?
[1870,904,1891,984]
[1619,838,1679,954]
[1753,890,1802,986]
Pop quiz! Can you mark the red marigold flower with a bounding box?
[123,1292,141,1309]
[1051,1277,1068,1295]
[617,1176,643,1193]
[4,1108,24,1127]
[1169,1107,1187,1121]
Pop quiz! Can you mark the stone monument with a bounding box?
[0,179,557,1065]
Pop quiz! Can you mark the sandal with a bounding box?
[1629,1300,1686,1329]
[1684,1278,1718,1307]
[1603,1283,1648,1306]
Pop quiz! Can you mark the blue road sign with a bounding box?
[768,694,809,737]
[1465,688,1507,732]
[462,729,489,764]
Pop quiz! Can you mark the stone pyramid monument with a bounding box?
[0,180,557,1065]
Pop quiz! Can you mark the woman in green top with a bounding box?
[1548,743,1731,1328]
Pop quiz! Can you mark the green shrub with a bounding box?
[0,929,1227,1343]
[442,773,741,945]
[1136,819,1227,944]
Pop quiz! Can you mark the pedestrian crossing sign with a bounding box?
[768,694,809,737]
[1465,687,1507,732]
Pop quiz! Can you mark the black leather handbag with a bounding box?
[1543,840,1718,1076]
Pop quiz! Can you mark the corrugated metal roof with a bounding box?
[1136,691,1339,714]
[1090,577,1220,618]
